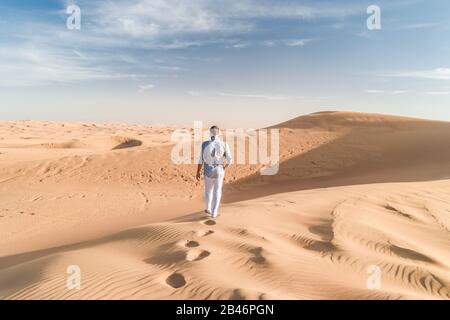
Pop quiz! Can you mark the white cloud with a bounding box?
[424,91,450,96]
[0,0,365,87]
[225,41,250,49]
[0,44,139,87]
[85,0,251,39]
[401,22,440,30]
[258,38,316,48]
[218,92,289,101]
[72,0,362,43]
[0,0,385,88]
[116,18,161,37]
[153,40,203,49]
[389,68,450,81]
[366,89,408,95]
[285,39,314,47]
[138,83,155,92]
[391,90,408,95]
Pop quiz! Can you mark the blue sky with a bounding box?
[0,0,449,127]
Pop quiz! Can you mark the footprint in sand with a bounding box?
[184,240,200,248]
[249,247,266,264]
[165,273,186,288]
[186,249,210,262]
[197,230,214,237]
[203,219,216,226]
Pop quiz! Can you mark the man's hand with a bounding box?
[196,163,203,182]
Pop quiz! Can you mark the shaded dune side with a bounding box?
[110,136,143,150]
[224,111,450,202]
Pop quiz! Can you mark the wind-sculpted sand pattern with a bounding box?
[0,180,449,300]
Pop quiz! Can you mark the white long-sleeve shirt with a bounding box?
[201,137,232,177]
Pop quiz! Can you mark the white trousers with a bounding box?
[204,173,224,217]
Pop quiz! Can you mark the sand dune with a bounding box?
[226,111,450,201]
[1,180,449,299]
[0,112,449,299]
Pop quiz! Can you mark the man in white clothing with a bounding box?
[196,126,232,218]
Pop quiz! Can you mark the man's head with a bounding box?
[209,125,220,138]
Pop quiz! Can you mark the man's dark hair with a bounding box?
[210,125,219,130]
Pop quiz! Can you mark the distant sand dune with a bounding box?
[0,140,85,149]
[225,111,450,201]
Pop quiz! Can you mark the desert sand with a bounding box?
[0,111,449,299]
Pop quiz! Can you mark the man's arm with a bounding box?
[197,142,205,180]
[196,163,203,181]
[223,143,233,170]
